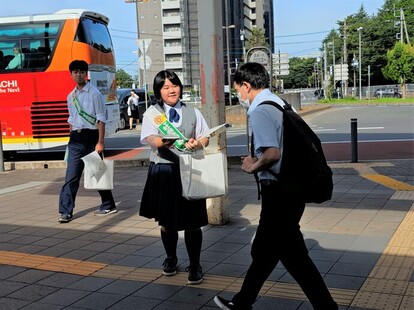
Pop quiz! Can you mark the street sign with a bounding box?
[274,63,290,70]
[275,70,290,76]
[272,53,289,64]
[137,38,152,54]
[249,50,270,72]
[334,64,349,80]
[139,55,152,70]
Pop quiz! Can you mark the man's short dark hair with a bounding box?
[233,62,269,89]
[69,60,89,72]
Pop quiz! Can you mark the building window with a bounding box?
[164,39,181,47]
[165,54,182,62]
[164,24,180,32]
[163,9,180,17]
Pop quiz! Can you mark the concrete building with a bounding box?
[135,0,273,92]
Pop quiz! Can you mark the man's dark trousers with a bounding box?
[59,129,115,215]
[232,181,338,309]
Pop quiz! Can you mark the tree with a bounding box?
[282,57,314,89]
[382,42,414,97]
[116,69,134,88]
[246,28,270,50]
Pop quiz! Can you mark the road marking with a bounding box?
[358,127,385,130]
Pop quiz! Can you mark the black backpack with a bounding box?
[252,100,333,203]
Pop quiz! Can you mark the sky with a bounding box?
[1,0,384,76]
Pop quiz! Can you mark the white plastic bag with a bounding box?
[81,151,114,190]
[179,152,227,200]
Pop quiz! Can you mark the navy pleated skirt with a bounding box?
[139,162,208,231]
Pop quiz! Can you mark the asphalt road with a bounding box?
[5,104,414,162]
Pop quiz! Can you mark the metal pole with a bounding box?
[224,0,232,106]
[0,122,4,172]
[351,118,358,163]
[368,65,371,101]
[357,27,363,100]
[134,0,140,87]
[143,40,148,110]
[240,29,246,63]
[323,43,327,98]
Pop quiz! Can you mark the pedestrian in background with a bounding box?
[139,70,210,285]
[58,60,117,223]
[127,90,139,130]
[214,62,337,310]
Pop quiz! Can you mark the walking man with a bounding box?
[214,62,337,309]
[58,60,117,223]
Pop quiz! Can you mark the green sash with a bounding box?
[72,93,97,126]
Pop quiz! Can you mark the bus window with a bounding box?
[0,22,60,70]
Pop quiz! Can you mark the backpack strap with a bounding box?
[250,99,288,200]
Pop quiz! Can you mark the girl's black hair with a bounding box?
[152,70,183,107]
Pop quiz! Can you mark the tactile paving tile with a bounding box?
[363,174,414,191]
[399,295,413,310]
[360,278,408,295]
[351,291,403,310]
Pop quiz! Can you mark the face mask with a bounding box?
[237,92,250,109]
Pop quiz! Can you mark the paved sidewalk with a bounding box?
[0,158,413,309]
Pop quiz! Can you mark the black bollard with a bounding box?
[351,118,358,163]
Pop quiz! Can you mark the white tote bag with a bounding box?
[81,151,114,190]
[179,152,227,200]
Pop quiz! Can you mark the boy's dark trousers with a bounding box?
[232,181,338,310]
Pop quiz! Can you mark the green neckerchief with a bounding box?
[71,92,97,126]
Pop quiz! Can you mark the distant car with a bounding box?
[117,88,151,130]
[224,92,239,105]
[182,91,192,102]
[373,88,402,98]
[314,89,343,99]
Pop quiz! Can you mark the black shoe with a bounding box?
[58,213,73,223]
[162,257,178,276]
[185,263,203,285]
[214,296,250,310]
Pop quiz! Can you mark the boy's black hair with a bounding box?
[233,62,269,89]
[69,60,89,72]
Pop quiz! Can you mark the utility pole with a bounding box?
[343,19,348,96]
[196,0,228,225]
[323,43,327,98]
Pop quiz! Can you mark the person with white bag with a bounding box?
[58,60,117,223]
[139,70,210,285]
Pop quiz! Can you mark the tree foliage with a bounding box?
[283,0,414,89]
[382,42,414,96]
[282,57,315,89]
[116,69,134,88]
[246,28,270,50]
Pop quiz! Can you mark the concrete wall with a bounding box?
[279,92,301,111]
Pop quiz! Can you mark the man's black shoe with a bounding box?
[185,263,203,285]
[162,257,178,276]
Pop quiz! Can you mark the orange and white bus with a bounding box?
[0,9,119,154]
